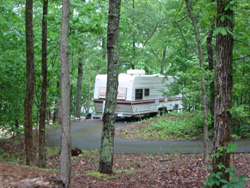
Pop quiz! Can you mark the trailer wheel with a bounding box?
[157,108,163,116]
[163,107,168,114]
[158,108,167,116]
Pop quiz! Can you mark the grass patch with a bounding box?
[46,146,60,157]
[85,169,139,180]
[42,168,59,173]
[85,171,118,179]
[147,111,204,139]
[29,166,59,173]
[0,149,23,163]
[14,163,60,173]
[114,169,140,175]
[118,111,206,141]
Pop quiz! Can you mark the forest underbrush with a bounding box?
[0,111,249,187]
[0,135,249,188]
[116,111,250,141]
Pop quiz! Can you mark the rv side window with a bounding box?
[135,89,143,100]
[144,89,150,96]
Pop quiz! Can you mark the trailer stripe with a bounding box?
[94,99,172,106]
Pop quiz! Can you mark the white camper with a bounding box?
[93,69,182,118]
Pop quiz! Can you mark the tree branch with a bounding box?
[174,21,190,50]
[233,74,250,78]
[150,48,162,64]
[142,16,189,48]
[233,55,250,61]
[234,39,250,48]
[47,43,59,55]
[143,22,159,47]
[162,15,189,25]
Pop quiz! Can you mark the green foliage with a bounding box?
[46,146,60,157]
[213,143,237,155]
[0,149,22,163]
[113,169,139,175]
[0,150,10,162]
[0,1,26,128]
[228,104,250,138]
[204,167,249,188]
[214,27,233,36]
[145,111,204,140]
[85,171,118,179]
[204,144,249,188]
[0,0,249,162]
[85,169,139,179]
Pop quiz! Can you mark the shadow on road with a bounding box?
[47,119,250,154]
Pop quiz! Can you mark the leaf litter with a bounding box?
[0,134,249,187]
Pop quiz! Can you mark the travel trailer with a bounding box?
[93,69,182,118]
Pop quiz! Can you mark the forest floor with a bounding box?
[0,119,249,188]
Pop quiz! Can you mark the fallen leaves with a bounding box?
[0,134,249,187]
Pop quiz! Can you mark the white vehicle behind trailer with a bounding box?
[93,69,182,118]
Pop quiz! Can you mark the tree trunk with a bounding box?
[212,0,233,184]
[185,0,209,163]
[87,83,90,113]
[98,0,121,174]
[60,0,71,186]
[131,0,135,69]
[160,48,166,74]
[207,23,215,127]
[38,0,48,168]
[24,0,35,166]
[53,81,62,124]
[102,37,106,60]
[70,84,73,114]
[75,49,84,119]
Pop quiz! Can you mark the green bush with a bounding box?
[204,144,249,188]
[146,111,204,140]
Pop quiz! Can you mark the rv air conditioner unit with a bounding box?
[127,69,145,76]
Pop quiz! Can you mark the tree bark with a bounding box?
[38,0,48,168]
[207,23,215,127]
[60,0,71,186]
[53,81,62,124]
[212,0,234,184]
[98,0,121,174]
[77,0,86,117]
[102,37,106,60]
[87,83,90,113]
[185,0,209,163]
[75,49,84,119]
[24,0,35,166]
[160,48,166,74]
[131,0,135,69]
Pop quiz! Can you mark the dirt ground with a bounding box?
[0,122,249,187]
[0,149,249,187]
[0,161,60,187]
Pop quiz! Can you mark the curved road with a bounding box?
[47,119,250,154]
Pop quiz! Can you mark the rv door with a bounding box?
[102,101,105,114]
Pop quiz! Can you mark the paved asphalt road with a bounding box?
[47,119,250,154]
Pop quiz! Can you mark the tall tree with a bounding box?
[185,0,209,162]
[102,37,106,60]
[38,0,48,168]
[75,49,84,119]
[131,0,135,69]
[98,0,121,174]
[205,0,216,128]
[160,48,166,74]
[212,0,234,184]
[60,0,71,186]
[24,0,35,166]
[207,23,215,126]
